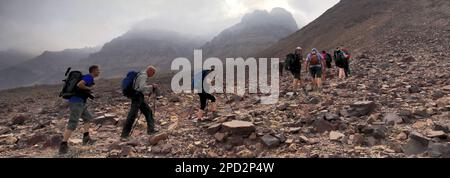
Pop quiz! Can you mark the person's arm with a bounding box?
[77,80,91,90]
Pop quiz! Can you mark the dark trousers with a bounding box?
[121,93,154,137]
[344,60,351,77]
[198,93,216,110]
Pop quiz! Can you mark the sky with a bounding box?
[0,0,339,54]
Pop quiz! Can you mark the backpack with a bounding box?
[326,53,333,64]
[335,51,346,63]
[286,53,297,70]
[59,68,83,100]
[121,71,139,98]
[309,53,320,65]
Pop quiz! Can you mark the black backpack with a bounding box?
[326,53,333,63]
[59,68,83,100]
[285,53,296,70]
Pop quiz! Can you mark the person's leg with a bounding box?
[316,67,323,89]
[60,103,83,154]
[138,94,156,133]
[80,104,95,145]
[63,103,83,142]
[205,93,217,112]
[310,67,316,88]
[197,93,207,119]
[121,95,141,138]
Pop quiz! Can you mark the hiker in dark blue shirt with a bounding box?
[59,65,100,154]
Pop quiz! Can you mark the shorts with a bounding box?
[67,102,93,131]
[309,66,322,78]
[198,93,216,110]
[290,69,301,79]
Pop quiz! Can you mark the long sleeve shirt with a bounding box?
[133,71,153,95]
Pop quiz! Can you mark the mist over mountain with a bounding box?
[0,50,33,71]
[0,47,100,90]
[202,8,298,58]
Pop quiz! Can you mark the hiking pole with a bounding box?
[130,111,142,135]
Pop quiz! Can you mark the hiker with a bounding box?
[321,50,333,80]
[306,48,325,90]
[334,47,349,79]
[120,66,159,139]
[342,47,352,77]
[193,67,217,121]
[59,65,100,154]
[285,47,303,90]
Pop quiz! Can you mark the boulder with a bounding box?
[261,134,280,148]
[221,120,255,136]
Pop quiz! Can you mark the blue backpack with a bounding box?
[122,71,139,98]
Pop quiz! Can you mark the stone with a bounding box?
[402,56,416,62]
[120,146,132,157]
[0,127,11,135]
[288,127,301,134]
[408,85,421,93]
[93,114,118,125]
[228,135,244,146]
[26,134,47,146]
[299,135,310,143]
[343,101,377,117]
[249,132,257,140]
[426,130,447,139]
[329,131,345,141]
[403,132,430,155]
[324,113,339,121]
[12,115,29,125]
[427,142,450,158]
[221,120,255,136]
[308,97,320,104]
[214,132,227,142]
[0,135,18,145]
[160,143,172,154]
[396,132,408,141]
[442,85,450,92]
[43,135,62,149]
[433,124,449,133]
[237,149,256,158]
[148,132,169,146]
[436,97,450,108]
[383,113,403,125]
[169,96,181,102]
[359,125,387,139]
[261,134,280,148]
[277,103,289,111]
[312,118,334,133]
[206,123,222,134]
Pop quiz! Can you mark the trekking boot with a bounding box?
[82,133,96,146]
[147,128,159,135]
[59,142,69,154]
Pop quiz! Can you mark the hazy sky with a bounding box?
[0,0,339,54]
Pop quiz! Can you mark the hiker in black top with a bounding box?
[334,46,349,79]
[286,47,303,90]
[121,66,160,139]
[194,67,217,121]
